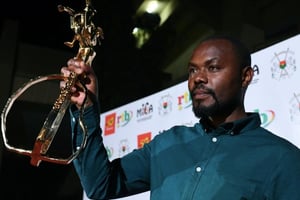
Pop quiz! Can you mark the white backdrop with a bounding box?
[84,34,300,200]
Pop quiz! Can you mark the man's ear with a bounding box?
[242,66,254,88]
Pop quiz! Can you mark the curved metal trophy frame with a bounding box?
[1,0,103,167]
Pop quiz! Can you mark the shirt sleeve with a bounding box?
[265,146,300,199]
[69,103,150,199]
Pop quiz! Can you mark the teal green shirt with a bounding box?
[71,105,300,200]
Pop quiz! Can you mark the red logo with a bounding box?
[104,113,116,135]
[137,132,152,148]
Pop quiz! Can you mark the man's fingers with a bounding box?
[60,58,95,108]
[70,92,86,107]
[67,59,87,75]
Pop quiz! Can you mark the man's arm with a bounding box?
[62,59,150,199]
[71,104,130,199]
[70,104,151,199]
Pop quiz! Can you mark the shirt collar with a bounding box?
[199,112,261,136]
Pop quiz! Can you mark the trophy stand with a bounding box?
[1,0,103,167]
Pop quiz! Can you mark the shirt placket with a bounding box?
[183,133,221,200]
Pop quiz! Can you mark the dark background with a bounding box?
[2,0,299,112]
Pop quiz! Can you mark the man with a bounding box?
[61,35,300,199]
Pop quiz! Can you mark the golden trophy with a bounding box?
[1,0,103,167]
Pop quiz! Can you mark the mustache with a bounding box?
[191,84,215,96]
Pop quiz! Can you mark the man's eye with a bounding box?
[188,68,198,75]
[208,65,218,71]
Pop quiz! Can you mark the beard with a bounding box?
[191,85,240,119]
[191,84,220,119]
[192,94,220,119]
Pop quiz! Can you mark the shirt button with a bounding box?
[212,137,217,142]
[196,166,202,172]
[72,117,76,122]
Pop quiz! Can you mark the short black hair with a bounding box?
[202,34,251,69]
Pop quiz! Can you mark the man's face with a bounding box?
[187,39,243,119]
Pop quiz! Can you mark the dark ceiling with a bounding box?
[1,0,300,112]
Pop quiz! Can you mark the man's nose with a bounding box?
[194,69,208,83]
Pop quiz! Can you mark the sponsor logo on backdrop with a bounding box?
[270,48,296,81]
[177,91,192,110]
[254,109,275,127]
[289,92,300,124]
[158,94,173,116]
[137,132,152,148]
[119,139,131,157]
[105,146,114,159]
[136,102,153,122]
[250,64,260,84]
[117,110,133,128]
[104,112,116,135]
